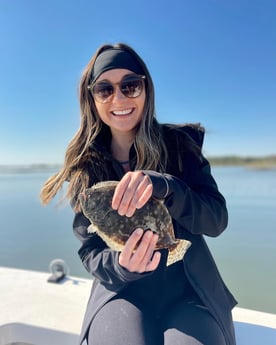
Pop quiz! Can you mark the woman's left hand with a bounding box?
[112,171,153,217]
[118,228,161,273]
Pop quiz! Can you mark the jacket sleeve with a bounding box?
[143,127,228,238]
[144,160,227,237]
[72,210,154,291]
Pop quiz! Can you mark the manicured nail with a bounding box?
[145,231,153,239]
[135,228,143,236]
[126,210,134,217]
[153,233,158,243]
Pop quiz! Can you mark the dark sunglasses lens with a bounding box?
[92,82,114,102]
[121,76,144,98]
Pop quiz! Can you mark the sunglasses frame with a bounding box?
[88,74,146,103]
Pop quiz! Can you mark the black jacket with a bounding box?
[73,124,237,345]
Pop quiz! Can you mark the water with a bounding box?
[207,167,276,315]
[0,167,275,314]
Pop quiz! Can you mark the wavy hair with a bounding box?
[40,43,168,209]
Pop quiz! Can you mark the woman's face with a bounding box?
[93,69,146,138]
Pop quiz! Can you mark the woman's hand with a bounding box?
[119,228,161,273]
[112,171,153,217]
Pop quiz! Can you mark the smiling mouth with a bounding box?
[112,108,134,116]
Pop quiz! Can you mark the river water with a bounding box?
[0,166,275,314]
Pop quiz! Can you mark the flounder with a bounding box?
[79,181,191,266]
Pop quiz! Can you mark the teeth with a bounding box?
[112,109,133,116]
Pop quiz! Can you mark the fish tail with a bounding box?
[166,240,192,266]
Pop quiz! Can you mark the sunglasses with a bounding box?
[88,74,146,103]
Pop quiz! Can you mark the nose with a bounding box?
[112,85,126,101]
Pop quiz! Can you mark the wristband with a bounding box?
[162,175,170,199]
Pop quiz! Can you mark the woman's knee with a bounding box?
[87,298,161,345]
[163,301,226,345]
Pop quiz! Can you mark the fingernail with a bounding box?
[135,228,143,236]
[111,198,117,210]
[118,209,125,216]
[145,231,153,239]
[126,210,134,217]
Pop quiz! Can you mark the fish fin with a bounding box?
[87,223,97,233]
[97,230,125,252]
[166,240,191,266]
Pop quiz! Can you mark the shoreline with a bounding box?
[1,155,276,173]
[208,155,276,170]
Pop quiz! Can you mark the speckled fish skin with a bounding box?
[78,181,191,265]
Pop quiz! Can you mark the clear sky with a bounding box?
[0,0,275,164]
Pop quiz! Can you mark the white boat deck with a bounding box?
[0,266,276,345]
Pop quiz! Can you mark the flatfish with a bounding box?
[79,181,191,265]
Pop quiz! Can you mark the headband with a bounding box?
[90,48,144,83]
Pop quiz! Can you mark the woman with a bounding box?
[40,43,237,345]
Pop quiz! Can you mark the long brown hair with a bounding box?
[40,43,168,209]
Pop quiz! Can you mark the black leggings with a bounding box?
[86,297,226,345]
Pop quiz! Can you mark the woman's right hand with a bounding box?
[119,228,161,273]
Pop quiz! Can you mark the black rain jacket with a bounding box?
[73,124,237,345]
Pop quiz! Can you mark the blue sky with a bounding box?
[0,0,275,164]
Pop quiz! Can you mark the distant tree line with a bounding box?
[1,156,276,173]
[208,155,276,169]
